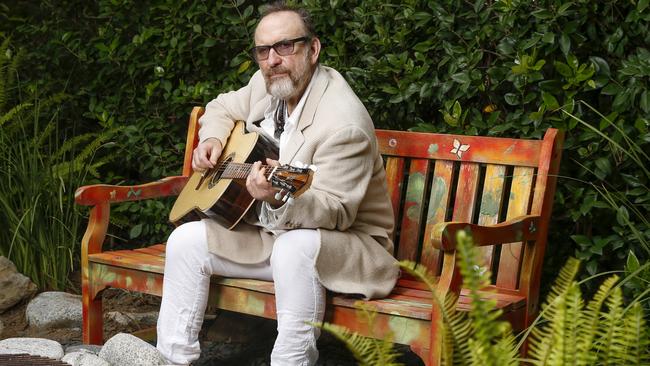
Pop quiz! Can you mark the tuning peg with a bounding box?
[286,196,295,205]
[274,190,284,201]
[308,164,317,171]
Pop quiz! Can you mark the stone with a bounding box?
[0,319,3,336]
[65,344,103,355]
[26,291,82,329]
[98,333,167,365]
[0,337,64,360]
[105,310,159,328]
[0,256,38,313]
[63,351,111,366]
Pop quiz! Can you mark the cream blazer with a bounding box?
[197,65,398,299]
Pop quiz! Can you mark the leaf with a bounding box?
[638,0,649,12]
[616,206,629,225]
[640,90,650,113]
[559,33,571,56]
[504,93,519,106]
[130,223,143,239]
[542,92,560,110]
[203,38,217,48]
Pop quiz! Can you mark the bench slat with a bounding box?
[496,167,534,289]
[420,160,454,274]
[477,164,507,269]
[384,157,406,243]
[452,162,481,222]
[397,159,431,261]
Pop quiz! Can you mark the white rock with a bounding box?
[63,351,111,366]
[0,337,64,360]
[26,291,82,329]
[98,333,167,365]
[106,311,159,327]
[65,344,102,355]
[0,256,38,313]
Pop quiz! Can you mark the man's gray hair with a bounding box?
[258,1,317,38]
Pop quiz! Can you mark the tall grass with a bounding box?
[0,38,114,290]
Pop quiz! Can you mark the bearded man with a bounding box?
[156,3,398,365]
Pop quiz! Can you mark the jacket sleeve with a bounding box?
[198,71,264,146]
[260,125,374,231]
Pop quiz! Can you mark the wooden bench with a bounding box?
[75,106,563,365]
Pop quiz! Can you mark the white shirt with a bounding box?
[259,67,319,149]
[257,68,319,230]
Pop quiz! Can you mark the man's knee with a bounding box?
[270,229,319,270]
[165,220,207,260]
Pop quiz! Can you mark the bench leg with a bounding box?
[82,285,104,345]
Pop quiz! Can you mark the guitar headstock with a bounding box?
[269,164,314,201]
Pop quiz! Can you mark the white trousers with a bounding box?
[156,220,326,365]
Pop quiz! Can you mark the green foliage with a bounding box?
[319,231,649,365]
[316,303,404,366]
[0,38,117,290]
[0,0,648,277]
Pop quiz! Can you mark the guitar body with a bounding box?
[169,121,278,229]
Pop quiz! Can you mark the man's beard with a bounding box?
[264,52,312,100]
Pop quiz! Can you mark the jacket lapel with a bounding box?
[280,66,329,163]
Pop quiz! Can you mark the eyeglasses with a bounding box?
[250,36,310,61]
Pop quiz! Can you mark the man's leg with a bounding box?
[270,229,326,366]
[156,220,273,365]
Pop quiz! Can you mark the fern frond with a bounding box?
[576,275,618,366]
[0,102,32,127]
[528,258,581,364]
[546,283,583,366]
[316,322,404,366]
[621,302,650,365]
[595,284,626,365]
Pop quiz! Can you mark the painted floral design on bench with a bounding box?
[450,138,470,159]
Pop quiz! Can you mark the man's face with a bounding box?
[254,11,319,101]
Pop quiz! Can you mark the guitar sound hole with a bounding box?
[208,155,233,189]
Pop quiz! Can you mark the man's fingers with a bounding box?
[265,158,280,167]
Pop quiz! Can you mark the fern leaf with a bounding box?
[621,302,650,365]
[576,275,618,366]
[316,322,404,366]
[595,285,626,365]
[528,258,581,364]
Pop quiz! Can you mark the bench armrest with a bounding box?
[75,176,188,206]
[431,215,540,251]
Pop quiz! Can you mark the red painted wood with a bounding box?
[452,162,480,222]
[384,157,405,244]
[75,176,188,206]
[477,164,506,269]
[496,167,534,289]
[376,129,543,167]
[182,107,202,177]
[396,159,430,261]
[420,160,454,275]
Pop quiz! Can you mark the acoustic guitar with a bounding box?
[169,121,313,229]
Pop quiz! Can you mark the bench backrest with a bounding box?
[375,128,563,304]
[183,107,564,307]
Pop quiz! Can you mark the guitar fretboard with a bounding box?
[220,162,275,180]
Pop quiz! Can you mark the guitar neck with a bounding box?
[220,162,274,180]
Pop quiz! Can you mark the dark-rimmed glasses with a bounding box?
[250,36,310,61]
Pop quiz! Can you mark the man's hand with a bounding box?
[246,158,284,207]
[192,138,223,171]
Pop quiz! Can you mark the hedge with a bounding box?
[1,0,648,290]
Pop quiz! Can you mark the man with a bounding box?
[156,3,398,365]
